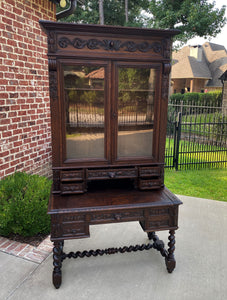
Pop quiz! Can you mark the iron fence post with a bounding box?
[174,112,182,170]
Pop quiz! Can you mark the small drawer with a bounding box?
[87,168,137,180]
[90,210,144,224]
[61,182,85,194]
[149,208,169,216]
[140,215,170,231]
[146,218,170,230]
[139,179,162,190]
[61,170,84,182]
[139,166,161,178]
[62,222,89,238]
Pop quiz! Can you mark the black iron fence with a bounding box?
[165,100,227,170]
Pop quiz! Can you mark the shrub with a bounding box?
[170,91,222,106]
[0,172,51,237]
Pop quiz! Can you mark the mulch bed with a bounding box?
[5,233,49,247]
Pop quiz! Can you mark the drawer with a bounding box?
[139,166,161,178]
[61,170,84,182]
[87,168,137,180]
[149,208,169,216]
[90,209,144,224]
[146,218,170,230]
[62,222,89,238]
[139,179,163,190]
[60,182,85,194]
[140,215,170,231]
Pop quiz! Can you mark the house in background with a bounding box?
[171,42,227,94]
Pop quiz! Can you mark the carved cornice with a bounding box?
[58,37,162,53]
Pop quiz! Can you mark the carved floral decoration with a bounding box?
[58,37,162,53]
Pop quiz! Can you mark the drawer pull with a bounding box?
[114,214,121,221]
[108,172,116,178]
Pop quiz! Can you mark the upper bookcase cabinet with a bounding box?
[40,21,179,194]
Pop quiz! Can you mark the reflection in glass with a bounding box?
[117,67,155,158]
[64,65,105,159]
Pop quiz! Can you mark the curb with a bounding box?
[0,235,53,264]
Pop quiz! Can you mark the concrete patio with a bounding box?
[1,195,227,300]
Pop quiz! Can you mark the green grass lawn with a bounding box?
[165,138,227,169]
[164,168,227,202]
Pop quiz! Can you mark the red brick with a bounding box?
[6,86,16,92]
[0,240,13,250]
[2,131,12,138]
[2,17,13,26]
[14,141,22,147]
[10,243,28,256]
[13,129,22,135]
[8,124,17,130]
[0,118,10,125]
[1,151,10,157]
[13,7,22,15]
[7,242,21,253]
[5,167,15,176]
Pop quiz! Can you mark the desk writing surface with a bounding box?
[49,186,182,213]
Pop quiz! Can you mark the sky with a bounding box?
[186,0,227,50]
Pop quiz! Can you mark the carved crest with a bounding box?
[58,37,162,53]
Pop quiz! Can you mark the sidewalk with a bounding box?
[1,195,227,300]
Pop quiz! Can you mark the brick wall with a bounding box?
[0,0,56,179]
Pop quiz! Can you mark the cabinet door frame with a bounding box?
[58,59,111,166]
[112,61,162,165]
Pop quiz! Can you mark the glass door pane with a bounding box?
[64,65,105,159]
[117,67,156,158]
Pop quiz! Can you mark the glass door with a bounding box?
[115,63,158,160]
[62,63,108,161]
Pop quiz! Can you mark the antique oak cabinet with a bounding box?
[40,20,182,288]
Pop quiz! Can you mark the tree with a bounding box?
[125,0,128,23]
[99,0,104,25]
[148,0,226,45]
[57,0,226,45]
[58,0,149,27]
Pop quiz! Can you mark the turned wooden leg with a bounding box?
[165,230,176,273]
[147,231,166,256]
[147,231,156,241]
[53,241,64,289]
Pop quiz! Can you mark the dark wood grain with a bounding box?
[40,21,181,288]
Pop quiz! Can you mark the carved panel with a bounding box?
[48,31,57,53]
[162,63,171,101]
[87,168,137,180]
[62,223,88,237]
[58,37,162,53]
[53,169,60,192]
[61,183,85,194]
[61,170,84,182]
[90,210,144,223]
[51,224,61,237]
[149,208,169,215]
[49,71,58,102]
[148,219,169,228]
[139,179,162,190]
[62,214,85,222]
[139,166,161,178]
[169,207,179,226]
[162,38,171,59]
